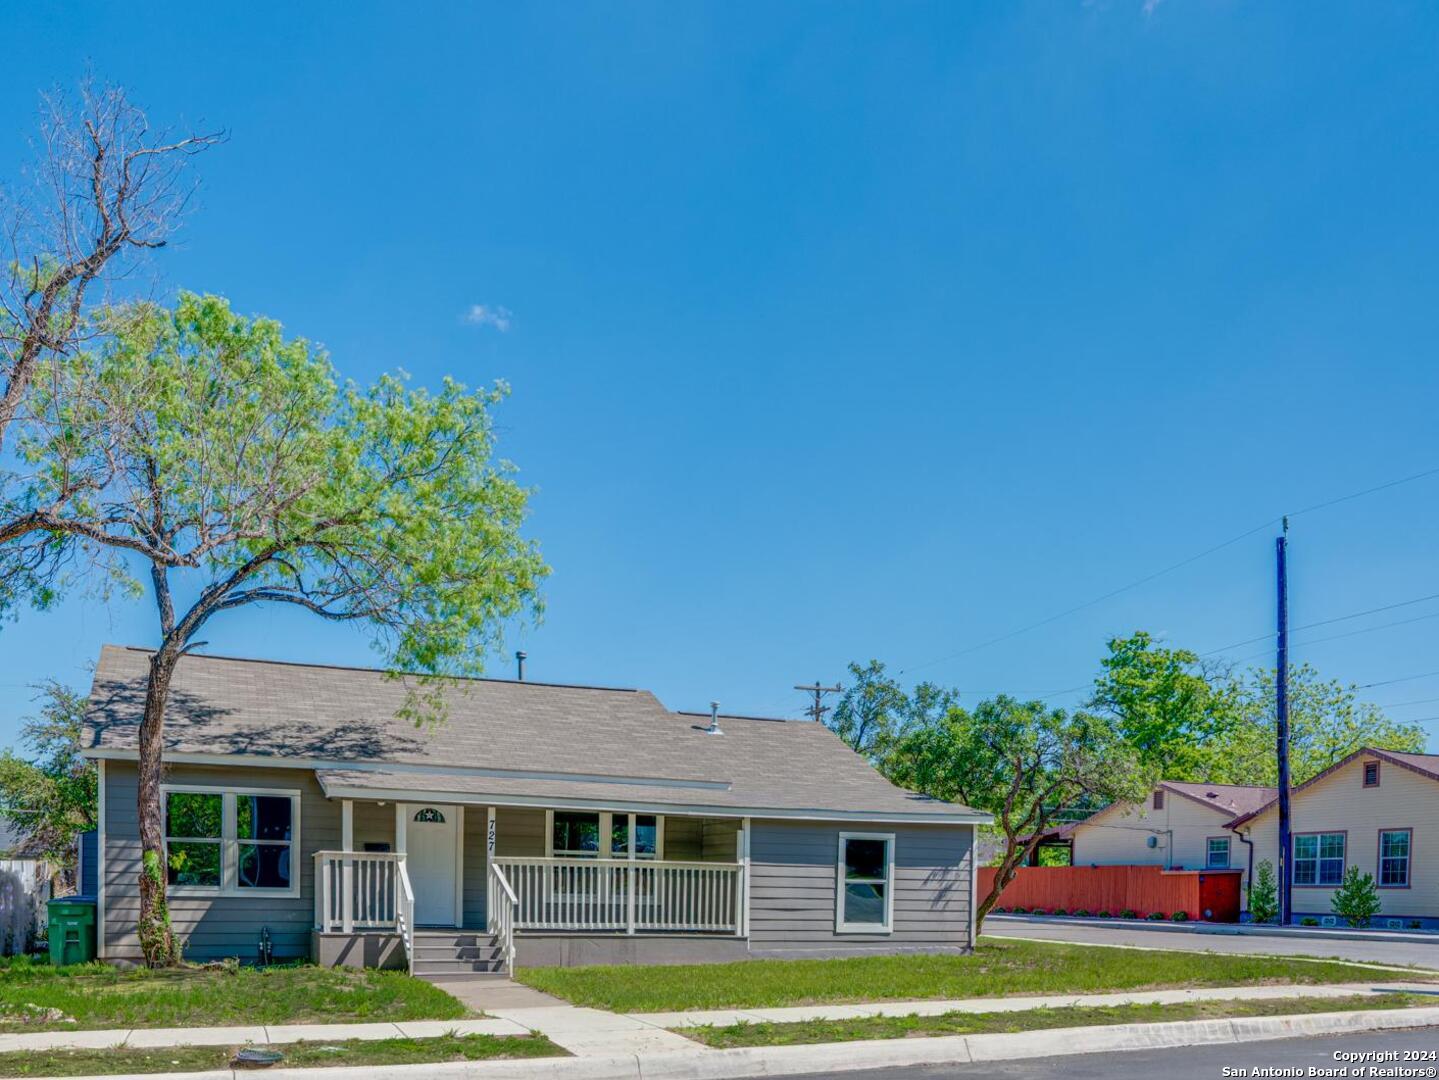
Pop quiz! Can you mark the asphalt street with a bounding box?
[984,919,1439,970]
[783,1027,1439,1080]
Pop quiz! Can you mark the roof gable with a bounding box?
[1228,746,1439,828]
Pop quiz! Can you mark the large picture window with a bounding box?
[836,832,893,933]
[1293,832,1345,887]
[163,787,300,896]
[1378,829,1411,888]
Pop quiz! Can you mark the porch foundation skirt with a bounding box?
[515,933,752,968]
[312,930,407,970]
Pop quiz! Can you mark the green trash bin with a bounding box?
[47,899,97,967]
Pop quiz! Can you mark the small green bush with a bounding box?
[1096,910,1112,919]
[1144,912,1165,921]
[1118,909,1137,919]
[1051,908,1069,917]
[1171,911,1189,922]
[1248,860,1279,925]
[1331,866,1382,929]
[1409,921,1423,930]
[1072,909,1091,918]
[1301,917,1320,927]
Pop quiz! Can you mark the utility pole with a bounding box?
[1276,519,1293,926]
[795,681,842,724]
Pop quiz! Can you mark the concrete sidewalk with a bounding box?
[627,979,1439,1029]
[4,979,1435,1057]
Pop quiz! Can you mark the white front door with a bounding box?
[404,804,459,926]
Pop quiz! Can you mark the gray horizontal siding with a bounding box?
[495,807,545,857]
[462,808,487,928]
[102,762,336,964]
[748,820,973,952]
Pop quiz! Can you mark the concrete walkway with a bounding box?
[627,980,1439,1029]
[3,980,1435,1057]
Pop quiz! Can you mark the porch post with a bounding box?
[626,816,637,935]
[738,817,750,937]
[486,806,496,932]
[341,800,354,933]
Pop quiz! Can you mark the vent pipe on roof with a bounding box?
[516,651,527,681]
[706,701,723,736]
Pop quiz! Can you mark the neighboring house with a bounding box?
[0,820,50,955]
[81,645,987,972]
[1066,781,1276,891]
[1229,746,1439,930]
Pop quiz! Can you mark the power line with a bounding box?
[1217,609,1439,667]
[897,464,1439,678]
[1355,668,1439,690]
[1198,590,1439,657]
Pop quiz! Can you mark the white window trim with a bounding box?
[544,809,665,860]
[1206,836,1231,869]
[161,784,302,899]
[835,831,895,934]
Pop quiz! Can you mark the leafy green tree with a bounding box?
[1248,859,1279,924]
[1199,664,1424,786]
[884,696,1152,930]
[1,293,547,965]
[0,682,96,883]
[827,660,957,760]
[1088,632,1238,778]
[1330,866,1382,928]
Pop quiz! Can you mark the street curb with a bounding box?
[54,1005,1439,1080]
[988,913,1439,945]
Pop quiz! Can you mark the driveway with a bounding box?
[983,918,1439,970]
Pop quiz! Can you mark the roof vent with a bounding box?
[705,701,723,736]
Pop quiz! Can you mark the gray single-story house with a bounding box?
[81,645,987,974]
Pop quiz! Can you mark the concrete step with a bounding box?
[412,958,508,975]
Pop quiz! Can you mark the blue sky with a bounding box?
[2,2,1438,751]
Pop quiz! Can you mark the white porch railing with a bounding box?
[396,859,416,975]
[488,863,518,972]
[314,851,402,932]
[493,857,742,934]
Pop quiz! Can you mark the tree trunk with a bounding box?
[974,833,1045,935]
[136,645,181,967]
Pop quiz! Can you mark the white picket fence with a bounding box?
[0,860,51,955]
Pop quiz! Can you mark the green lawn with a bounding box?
[678,993,1433,1048]
[0,1034,566,1077]
[517,938,1433,1012]
[0,958,468,1033]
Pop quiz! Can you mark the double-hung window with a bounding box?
[1206,836,1230,869]
[163,787,300,896]
[1378,829,1412,888]
[1292,832,1345,886]
[836,832,894,933]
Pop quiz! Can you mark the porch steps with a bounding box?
[410,930,509,976]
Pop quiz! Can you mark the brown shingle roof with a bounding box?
[1159,781,1277,819]
[83,645,985,822]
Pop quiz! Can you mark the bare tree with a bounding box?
[0,80,221,449]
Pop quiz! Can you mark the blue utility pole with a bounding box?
[1276,521,1293,926]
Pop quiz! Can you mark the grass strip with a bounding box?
[518,938,1437,1012]
[0,958,468,1033]
[678,993,1432,1048]
[0,1033,566,1077]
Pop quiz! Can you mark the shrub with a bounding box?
[1072,908,1091,918]
[1301,917,1320,926]
[1051,908,1069,917]
[1410,921,1424,930]
[1331,866,1382,928]
[1248,860,1279,925]
[1030,908,1048,916]
[992,907,1008,915]
[1118,909,1137,919]
[1096,909,1112,919]
[1145,912,1165,921]
[1171,911,1189,922]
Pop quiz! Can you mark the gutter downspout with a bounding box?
[1236,827,1254,912]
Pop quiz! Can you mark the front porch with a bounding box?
[311,801,749,975]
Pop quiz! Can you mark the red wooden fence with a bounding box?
[978,865,1242,922]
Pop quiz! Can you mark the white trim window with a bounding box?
[163,786,301,897]
[836,832,894,933]
[1206,837,1230,869]
[545,810,664,859]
